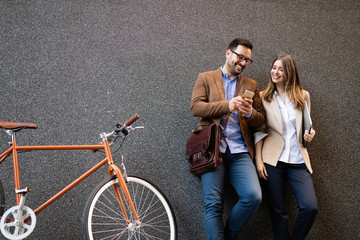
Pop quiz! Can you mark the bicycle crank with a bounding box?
[0,206,36,240]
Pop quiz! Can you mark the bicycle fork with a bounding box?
[108,164,141,228]
[100,133,141,229]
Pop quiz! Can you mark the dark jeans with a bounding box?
[265,162,318,240]
[201,148,262,240]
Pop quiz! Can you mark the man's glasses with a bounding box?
[230,49,253,64]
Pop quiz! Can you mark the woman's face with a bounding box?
[271,60,285,86]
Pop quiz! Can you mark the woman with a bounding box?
[255,54,317,240]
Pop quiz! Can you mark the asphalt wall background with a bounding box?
[0,0,359,239]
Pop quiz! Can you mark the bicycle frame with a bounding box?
[0,133,140,225]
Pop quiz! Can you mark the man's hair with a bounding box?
[227,38,253,51]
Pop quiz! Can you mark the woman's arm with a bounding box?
[255,138,268,180]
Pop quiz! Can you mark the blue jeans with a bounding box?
[201,148,262,240]
[265,162,318,240]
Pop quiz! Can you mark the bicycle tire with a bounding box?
[0,180,4,216]
[82,175,177,240]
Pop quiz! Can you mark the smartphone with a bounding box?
[242,89,255,99]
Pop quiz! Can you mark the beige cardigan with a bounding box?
[255,90,313,173]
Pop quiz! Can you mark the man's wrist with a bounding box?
[243,107,253,118]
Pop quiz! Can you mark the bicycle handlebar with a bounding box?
[92,114,141,153]
[124,114,140,127]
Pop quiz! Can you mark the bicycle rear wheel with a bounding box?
[0,180,4,216]
[83,175,177,240]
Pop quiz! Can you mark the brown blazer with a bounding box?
[191,68,265,159]
[256,90,313,173]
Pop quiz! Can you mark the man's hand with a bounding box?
[229,96,253,115]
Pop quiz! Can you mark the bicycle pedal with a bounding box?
[15,187,31,194]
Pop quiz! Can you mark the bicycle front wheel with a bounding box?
[0,180,4,216]
[83,175,177,240]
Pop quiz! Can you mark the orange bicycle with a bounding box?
[0,114,177,240]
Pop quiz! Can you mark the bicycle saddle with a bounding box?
[0,121,38,130]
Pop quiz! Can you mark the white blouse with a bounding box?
[275,92,305,164]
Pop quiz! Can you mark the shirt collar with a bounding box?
[221,66,239,82]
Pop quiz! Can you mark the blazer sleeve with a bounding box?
[254,125,268,145]
[253,93,268,144]
[246,81,265,128]
[191,72,229,118]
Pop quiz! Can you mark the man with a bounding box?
[191,38,265,240]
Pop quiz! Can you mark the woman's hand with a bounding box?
[255,158,268,180]
[304,128,316,143]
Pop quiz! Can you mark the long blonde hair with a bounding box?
[262,54,305,110]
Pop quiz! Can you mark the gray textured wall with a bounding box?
[0,0,359,239]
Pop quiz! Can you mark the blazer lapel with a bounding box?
[236,75,244,97]
[270,95,284,132]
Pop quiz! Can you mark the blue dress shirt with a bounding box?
[219,67,250,154]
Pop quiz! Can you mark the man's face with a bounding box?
[224,45,252,77]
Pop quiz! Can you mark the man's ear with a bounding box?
[226,49,231,55]
[225,49,232,58]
